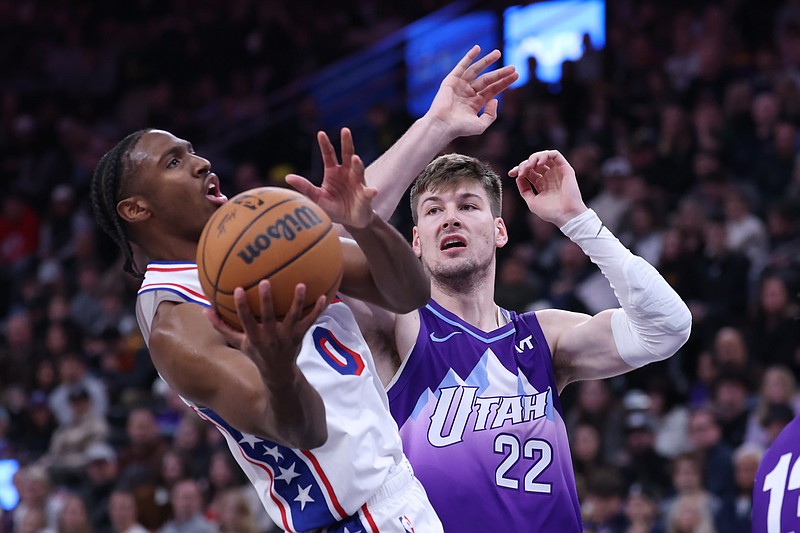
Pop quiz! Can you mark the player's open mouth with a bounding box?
[439,235,467,251]
[205,174,228,205]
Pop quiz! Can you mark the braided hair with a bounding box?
[90,129,152,279]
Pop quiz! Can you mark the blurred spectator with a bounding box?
[660,453,721,529]
[49,352,108,426]
[687,351,719,409]
[759,401,796,446]
[745,270,800,376]
[686,215,751,341]
[617,411,672,498]
[0,191,40,304]
[709,369,753,449]
[108,489,149,533]
[714,442,763,533]
[0,308,44,390]
[571,421,609,502]
[764,199,800,269]
[665,492,718,533]
[686,407,735,501]
[624,484,664,533]
[723,186,769,280]
[38,385,110,486]
[57,492,94,533]
[117,407,170,495]
[619,198,666,268]
[743,364,800,447]
[68,262,106,337]
[204,450,246,522]
[216,488,261,533]
[494,254,541,312]
[711,326,752,373]
[171,414,212,480]
[566,380,626,465]
[76,442,119,533]
[643,376,691,460]
[37,184,94,268]
[88,327,155,413]
[9,464,63,532]
[583,467,629,533]
[10,390,58,463]
[589,156,635,234]
[157,478,216,533]
[133,448,190,532]
[510,212,563,292]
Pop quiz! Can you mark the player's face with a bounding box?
[126,129,228,239]
[412,180,507,283]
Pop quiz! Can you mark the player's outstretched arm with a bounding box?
[287,128,430,314]
[510,150,692,390]
[365,45,518,221]
[148,283,328,450]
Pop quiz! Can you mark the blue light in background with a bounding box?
[0,459,19,511]
[405,11,499,118]
[504,0,606,86]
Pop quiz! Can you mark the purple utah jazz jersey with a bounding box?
[387,300,582,532]
[752,413,800,533]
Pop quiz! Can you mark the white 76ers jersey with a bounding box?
[135,262,404,532]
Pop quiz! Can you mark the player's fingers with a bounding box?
[464,49,501,81]
[340,128,355,171]
[515,175,537,197]
[297,295,328,332]
[234,286,262,335]
[447,45,481,78]
[362,186,378,200]
[285,174,320,202]
[317,131,339,168]
[350,154,366,183]
[476,66,519,98]
[478,99,499,128]
[283,283,308,327]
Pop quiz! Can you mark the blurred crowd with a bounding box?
[1,0,800,532]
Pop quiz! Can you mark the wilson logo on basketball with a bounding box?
[236,206,324,265]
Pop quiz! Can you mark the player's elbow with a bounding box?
[668,300,693,352]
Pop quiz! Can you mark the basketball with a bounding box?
[196,186,343,329]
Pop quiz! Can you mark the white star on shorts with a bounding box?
[276,463,301,485]
[294,485,314,511]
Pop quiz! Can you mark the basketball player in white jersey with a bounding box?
[89,47,516,532]
[90,126,447,532]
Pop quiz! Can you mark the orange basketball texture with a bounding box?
[196,187,343,329]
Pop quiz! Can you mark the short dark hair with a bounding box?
[409,154,502,225]
[90,129,152,279]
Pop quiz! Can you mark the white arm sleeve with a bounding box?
[559,209,692,368]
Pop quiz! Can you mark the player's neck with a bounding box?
[140,233,199,264]
[431,281,503,331]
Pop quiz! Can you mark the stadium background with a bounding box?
[0,0,799,531]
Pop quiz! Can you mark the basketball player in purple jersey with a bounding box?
[752,413,800,533]
[293,48,692,530]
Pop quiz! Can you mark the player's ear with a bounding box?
[117,196,152,223]
[495,217,508,249]
[412,227,422,258]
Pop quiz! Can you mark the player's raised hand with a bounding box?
[509,150,588,227]
[205,281,327,380]
[424,45,518,139]
[286,128,377,229]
